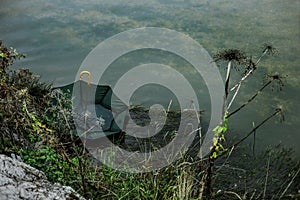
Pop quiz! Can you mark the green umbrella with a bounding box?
[53,80,128,143]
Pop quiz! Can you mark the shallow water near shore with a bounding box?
[1,0,299,156]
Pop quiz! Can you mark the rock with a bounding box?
[0,154,85,200]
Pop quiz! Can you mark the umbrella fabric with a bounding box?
[53,80,128,139]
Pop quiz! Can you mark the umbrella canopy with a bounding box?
[53,80,128,140]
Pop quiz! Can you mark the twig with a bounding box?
[167,99,172,113]
[228,49,269,110]
[252,122,256,156]
[198,172,207,200]
[215,146,234,173]
[280,167,300,199]
[223,61,232,115]
[227,83,240,110]
[263,153,271,198]
[220,109,281,157]
[230,49,268,92]
[249,190,256,200]
[217,164,246,173]
[227,80,273,118]
[224,191,243,200]
[225,61,232,96]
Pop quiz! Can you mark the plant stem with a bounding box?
[225,61,232,100]
[222,61,232,119]
[252,122,256,156]
[256,49,268,65]
[225,109,280,152]
[263,153,271,198]
[280,167,300,199]
[224,191,243,200]
[227,82,240,110]
[205,60,232,198]
[228,49,269,111]
[230,49,268,92]
[227,80,273,118]
[215,146,234,173]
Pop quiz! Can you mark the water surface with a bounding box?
[1,0,299,156]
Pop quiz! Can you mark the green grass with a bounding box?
[1,41,299,200]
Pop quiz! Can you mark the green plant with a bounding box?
[19,146,80,185]
[0,40,25,74]
[203,45,288,198]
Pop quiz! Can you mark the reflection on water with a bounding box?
[0,0,299,156]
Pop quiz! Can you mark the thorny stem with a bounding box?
[227,80,273,118]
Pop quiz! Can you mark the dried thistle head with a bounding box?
[213,49,247,65]
[262,43,277,55]
[275,104,284,112]
[275,105,285,123]
[265,72,287,91]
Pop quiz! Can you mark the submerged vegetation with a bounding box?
[0,41,299,199]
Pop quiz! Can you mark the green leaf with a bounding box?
[213,126,223,135]
[212,152,217,158]
[0,52,6,58]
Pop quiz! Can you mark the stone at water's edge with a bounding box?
[0,154,85,200]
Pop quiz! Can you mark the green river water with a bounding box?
[1,0,299,156]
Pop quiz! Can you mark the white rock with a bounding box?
[0,154,85,200]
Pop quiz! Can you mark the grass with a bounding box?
[1,41,299,199]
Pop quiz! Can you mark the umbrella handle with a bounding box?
[79,71,91,114]
[80,71,91,86]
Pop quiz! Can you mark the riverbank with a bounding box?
[1,42,299,199]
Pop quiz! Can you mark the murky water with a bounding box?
[1,0,299,156]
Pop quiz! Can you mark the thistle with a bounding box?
[262,43,277,55]
[265,72,287,91]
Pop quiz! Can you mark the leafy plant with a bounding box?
[0,40,25,74]
[19,146,79,185]
[203,44,289,198]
